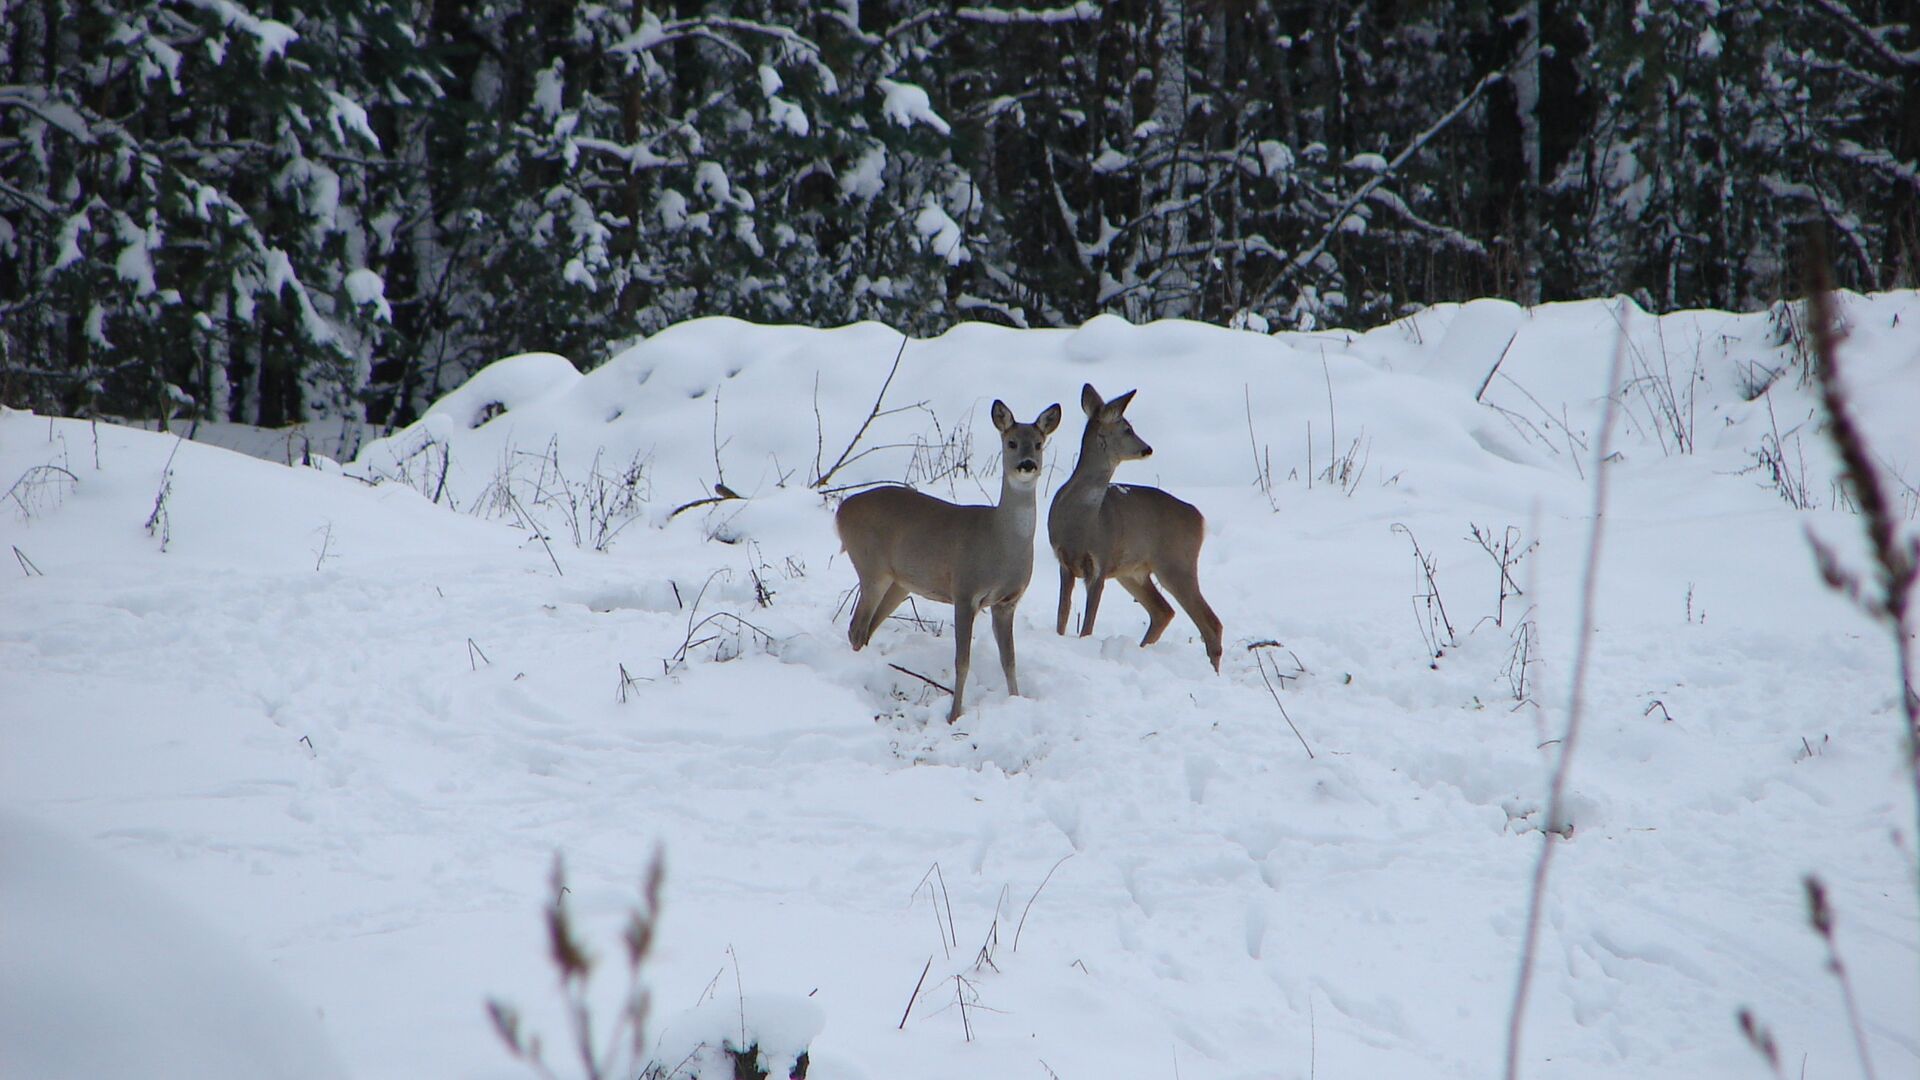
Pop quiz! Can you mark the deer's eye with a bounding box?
[1007,440,1016,449]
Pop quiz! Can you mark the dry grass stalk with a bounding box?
[1503,300,1630,1080]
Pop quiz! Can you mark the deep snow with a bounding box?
[3,295,1918,1079]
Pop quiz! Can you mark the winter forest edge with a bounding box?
[6,0,1920,443]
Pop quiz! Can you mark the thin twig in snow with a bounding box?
[911,863,958,959]
[815,334,909,489]
[1013,854,1073,953]
[898,956,933,1030]
[934,863,958,949]
[727,944,746,1055]
[503,488,563,576]
[1255,651,1316,759]
[668,482,743,520]
[888,663,953,696]
[4,464,78,517]
[954,976,973,1042]
[1476,331,1520,403]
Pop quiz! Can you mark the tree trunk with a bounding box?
[1145,0,1192,319]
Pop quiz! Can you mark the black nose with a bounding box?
[1017,458,1038,472]
[1140,444,1154,457]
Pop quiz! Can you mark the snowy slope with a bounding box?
[4,294,1918,1079]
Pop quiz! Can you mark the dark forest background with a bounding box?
[4,1,1916,434]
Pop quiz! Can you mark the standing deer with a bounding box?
[1048,384,1223,671]
[837,399,1063,723]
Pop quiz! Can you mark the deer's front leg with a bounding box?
[948,602,975,724]
[991,601,1019,697]
[1079,566,1108,637]
[1055,562,1075,636]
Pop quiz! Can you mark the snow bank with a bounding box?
[358,293,1920,533]
[0,810,345,1080]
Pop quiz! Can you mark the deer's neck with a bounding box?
[1058,439,1119,506]
[995,474,1040,537]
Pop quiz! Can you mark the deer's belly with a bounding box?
[908,582,956,605]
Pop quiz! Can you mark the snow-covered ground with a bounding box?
[4,295,1918,1079]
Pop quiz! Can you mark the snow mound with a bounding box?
[0,810,346,1080]
[356,296,1920,531]
[651,993,824,1078]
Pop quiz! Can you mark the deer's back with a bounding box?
[836,486,1012,602]
[1055,483,1205,574]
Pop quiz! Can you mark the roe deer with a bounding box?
[837,399,1063,723]
[1048,384,1223,671]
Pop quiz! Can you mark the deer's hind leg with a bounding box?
[849,579,909,650]
[1158,566,1223,672]
[867,583,913,639]
[1118,572,1176,646]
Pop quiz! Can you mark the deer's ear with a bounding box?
[1036,403,1062,435]
[991,400,1015,432]
[1101,389,1137,420]
[1080,384,1103,416]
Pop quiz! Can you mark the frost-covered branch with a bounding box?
[1784,50,1903,95]
[1365,188,1488,254]
[955,3,1101,25]
[1255,67,1508,310]
[1101,169,1239,248]
[569,138,675,170]
[630,26,753,65]
[0,86,96,144]
[1759,168,1878,281]
[0,174,61,216]
[614,15,831,86]
[1043,151,1094,269]
[1807,0,1920,68]
[177,0,299,63]
[1828,138,1920,192]
[815,6,883,47]
[878,10,942,45]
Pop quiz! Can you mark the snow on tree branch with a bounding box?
[876,79,951,135]
[0,86,96,145]
[955,3,1102,24]
[1830,139,1920,192]
[1807,0,1920,68]
[325,92,380,150]
[612,14,835,89]
[178,0,298,64]
[914,198,970,265]
[1365,188,1488,254]
[1255,67,1509,311]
